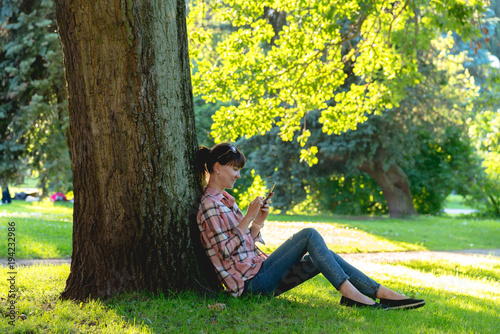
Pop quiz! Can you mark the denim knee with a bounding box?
[300,227,321,241]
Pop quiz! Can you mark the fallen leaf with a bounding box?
[207,303,226,311]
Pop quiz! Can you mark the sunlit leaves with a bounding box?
[469,109,500,153]
[299,146,318,166]
[468,109,500,214]
[188,0,486,165]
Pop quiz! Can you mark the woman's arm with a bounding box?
[250,202,270,239]
[238,196,264,232]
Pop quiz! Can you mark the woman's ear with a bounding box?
[213,162,220,175]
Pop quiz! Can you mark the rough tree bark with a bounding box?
[54,0,220,301]
[360,161,418,218]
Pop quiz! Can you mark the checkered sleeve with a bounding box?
[232,202,266,245]
[254,231,266,245]
[200,200,245,262]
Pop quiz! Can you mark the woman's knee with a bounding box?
[300,228,321,240]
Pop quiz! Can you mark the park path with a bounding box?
[2,249,499,267]
[341,248,500,263]
[2,219,498,267]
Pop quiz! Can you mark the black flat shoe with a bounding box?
[340,296,388,309]
[379,298,425,310]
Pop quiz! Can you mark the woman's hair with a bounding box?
[196,143,246,174]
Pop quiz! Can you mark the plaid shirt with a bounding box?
[197,187,267,296]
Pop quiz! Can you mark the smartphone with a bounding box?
[263,182,276,204]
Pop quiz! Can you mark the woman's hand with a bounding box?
[254,192,273,226]
[240,193,274,232]
[245,196,265,222]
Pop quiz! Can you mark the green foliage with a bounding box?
[444,194,474,210]
[194,95,220,148]
[467,107,500,216]
[312,173,388,215]
[0,0,71,192]
[189,0,486,165]
[231,168,268,211]
[188,0,488,217]
[408,127,482,215]
[235,43,481,215]
[486,0,500,59]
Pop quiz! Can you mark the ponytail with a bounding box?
[196,146,211,174]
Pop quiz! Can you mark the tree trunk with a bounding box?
[360,161,417,218]
[54,0,220,301]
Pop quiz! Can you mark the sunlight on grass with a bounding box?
[262,215,500,252]
[15,236,63,259]
[261,221,426,254]
[286,256,500,304]
[383,257,500,300]
[0,200,73,259]
[0,199,73,216]
[277,256,500,333]
[1,256,500,333]
[368,260,500,299]
[0,265,151,333]
[2,202,499,260]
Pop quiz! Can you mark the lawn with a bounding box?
[0,199,499,333]
[0,200,73,259]
[1,200,499,259]
[444,194,474,210]
[1,257,499,333]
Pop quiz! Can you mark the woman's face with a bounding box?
[216,163,241,189]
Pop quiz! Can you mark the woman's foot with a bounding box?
[339,280,377,305]
[376,286,425,310]
[340,296,388,309]
[379,298,425,310]
[376,286,409,300]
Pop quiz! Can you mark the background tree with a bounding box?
[483,0,500,60]
[467,73,500,216]
[451,7,500,217]
[54,0,219,301]
[189,0,486,217]
[0,0,71,193]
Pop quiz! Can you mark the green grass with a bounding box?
[1,201,500,259]
[0,200,73,259]
[444,194,474,210]
[1,257,499,333]
[1,201,499,332]
[264,214,500,253]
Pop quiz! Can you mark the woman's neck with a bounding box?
[206,179,224,194]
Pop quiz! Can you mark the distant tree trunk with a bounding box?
[360,161,417,218]
[55,0,220,301]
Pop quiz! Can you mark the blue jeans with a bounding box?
[244,228,380,299]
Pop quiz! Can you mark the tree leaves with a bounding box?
[0,0,70,191]
[188,0,486,166]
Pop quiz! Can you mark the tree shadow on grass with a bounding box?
[102,279,500,334]
[103,255,500,333]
